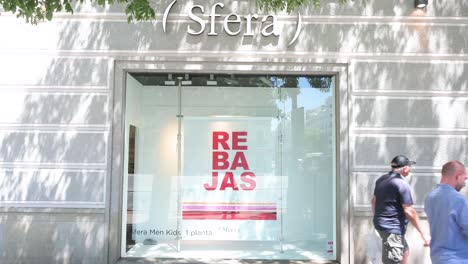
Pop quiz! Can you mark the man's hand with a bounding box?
[403,204,431,247]
[422,234,431,247]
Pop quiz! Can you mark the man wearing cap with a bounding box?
[372,155,430,264]
[424,160,468,264]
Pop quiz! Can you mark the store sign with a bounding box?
[163,0,303,46]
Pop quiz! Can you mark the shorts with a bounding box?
[377,230,409,264]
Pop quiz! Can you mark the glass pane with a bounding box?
[280,76,336,260]
[179,84,280,257]
[122,75,180,254]
[122,73,336,261]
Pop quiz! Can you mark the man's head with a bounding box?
[391,155,416,176]
[441,160,468,192]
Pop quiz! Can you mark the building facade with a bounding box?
[0,0,468,263]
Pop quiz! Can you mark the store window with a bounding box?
[121,73,336,260]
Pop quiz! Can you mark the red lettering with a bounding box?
[205,172,256,191]
[208,131,253,191]
[204,172,219,191]
[230,152,249,170]
[232,131,247,150]
[213,131,230,150]
[240,172,256,190]
[212,151,229,170]
[219,172,239,190]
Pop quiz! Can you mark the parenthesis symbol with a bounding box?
[163,0,177,33]
[288,12,302,46]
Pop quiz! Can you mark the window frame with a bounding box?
[109,57,350,264]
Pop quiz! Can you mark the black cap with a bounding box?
[391,155,416,168]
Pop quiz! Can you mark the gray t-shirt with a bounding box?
[373,171,413,235]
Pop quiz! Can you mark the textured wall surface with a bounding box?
[0,0,467,263]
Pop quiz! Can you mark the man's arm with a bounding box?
[403,204,431,246]
[457,199,468,238]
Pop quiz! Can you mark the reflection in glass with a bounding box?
[126,125,136,250]
[122,73,336,260]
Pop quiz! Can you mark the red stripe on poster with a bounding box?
[182,211,277,220]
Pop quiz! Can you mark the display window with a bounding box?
[121,73,336,260]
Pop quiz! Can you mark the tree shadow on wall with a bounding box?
[1,0,468,263]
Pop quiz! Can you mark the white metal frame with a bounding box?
[109,57,350,264]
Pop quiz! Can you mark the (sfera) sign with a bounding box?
[162,0,303,46]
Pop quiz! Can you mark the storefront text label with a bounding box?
[204,131,256,191]
[163,0,302,46]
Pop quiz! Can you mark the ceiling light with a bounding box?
[207,74,217,86]
[415,0,428,8]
